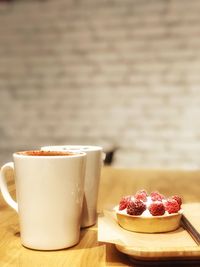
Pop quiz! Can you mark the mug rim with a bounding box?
[13,150,86,158]
[41,145,103,152]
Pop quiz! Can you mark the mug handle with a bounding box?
[0,162,18,212]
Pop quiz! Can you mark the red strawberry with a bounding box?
[119,195,132,210]
[171,195,182,208]
[148,201,165,216]
[150,191,165,201]
[126,199,146,215]
[135,189,148,202]
[164,198,180,214]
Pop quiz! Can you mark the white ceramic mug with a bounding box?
[0,150,86,250]
[41,145,103,227]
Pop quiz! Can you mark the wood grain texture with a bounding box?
[0,167,200,266]
[98,167,200,212]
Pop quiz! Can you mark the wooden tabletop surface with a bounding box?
[0,167,200,267]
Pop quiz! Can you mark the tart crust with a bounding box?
[116,210,182,233]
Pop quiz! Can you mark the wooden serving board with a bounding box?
[98,203,200,261]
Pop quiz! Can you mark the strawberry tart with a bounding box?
[115,190,183,233]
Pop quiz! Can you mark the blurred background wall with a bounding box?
[1,0,200,168]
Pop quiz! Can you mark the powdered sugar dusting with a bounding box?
[116,194,182,217]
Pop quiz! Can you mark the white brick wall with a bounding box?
[1,0,200,168]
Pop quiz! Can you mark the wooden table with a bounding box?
[0,167,200,267]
